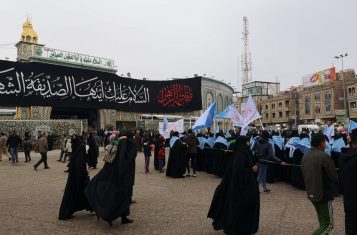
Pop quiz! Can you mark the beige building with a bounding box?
[347,81,357,119]
[258,74,357,128]
[298,80,346,124]
[259,92,295,128]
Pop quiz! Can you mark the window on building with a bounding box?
[285,100,290,107]
[325,91,331,112]
[286,111,290,117]
[314,93,321,101]
[351,101,357,110]
[272,112,276,118]
[265,104,268,110]
[305,96,311,115]
[278,102,282,108]
[272,103,275,110]
[279,112,282,118]
[353,87,356,94]
[349,88,352,95]
[265,113,268,119]
[315,105,321,114]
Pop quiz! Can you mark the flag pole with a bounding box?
[259,118,265,130]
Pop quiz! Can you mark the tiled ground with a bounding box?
[0,149,345,234]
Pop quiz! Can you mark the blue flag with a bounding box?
[332,137,347,153]
[192,102,216,131]
[348,120,357,133]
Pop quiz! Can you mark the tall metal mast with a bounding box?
[241,16,252,86]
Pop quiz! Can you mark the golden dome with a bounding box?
[21,19,38,43]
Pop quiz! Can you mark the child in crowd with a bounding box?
[143,137,151,174]
[158,145,165,173]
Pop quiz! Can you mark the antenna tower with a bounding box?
[241,16,252,86]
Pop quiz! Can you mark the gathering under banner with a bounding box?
[0,60,202,113]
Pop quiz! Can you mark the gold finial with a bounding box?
[21,16,38,43]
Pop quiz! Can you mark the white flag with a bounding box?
[241,95,261,127]
[214,104,244,127]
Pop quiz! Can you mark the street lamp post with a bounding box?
[334,53,349,124]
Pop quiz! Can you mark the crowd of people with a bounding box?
[155,126,355,235]
[1,125,355,234]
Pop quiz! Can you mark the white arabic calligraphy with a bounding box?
[0,69,150,105]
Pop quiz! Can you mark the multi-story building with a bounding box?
[259,91,296,128]
[347,80,357,120]
[298,80,345,124]
[258,72,357,128]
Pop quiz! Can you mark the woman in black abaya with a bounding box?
[85,133,136,226]
[166,132,187,178]
[208,136,260,235]
[59,134,92,220]
[86,132,98,169]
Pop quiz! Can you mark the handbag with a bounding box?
[103,144,118,164]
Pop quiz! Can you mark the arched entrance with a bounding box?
[50,107,99,129]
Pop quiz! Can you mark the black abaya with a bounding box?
[208,136,260,235]
[204,143,213,174]
[85,139,137,224]
[290,149,305,189]
[166,140,187,178]
[86,135,98,168]
[212,143,227,178]
[59,140,91,220]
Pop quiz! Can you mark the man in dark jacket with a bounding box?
[252,130,286,192]
[301,133,338,235]
[339,133,357,235]
[6,131,22,163]
[183,129,199,177]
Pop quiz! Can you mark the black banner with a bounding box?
[0,60,202,113]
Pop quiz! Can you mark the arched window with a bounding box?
[305,96,311,115]
[206,92,214,110]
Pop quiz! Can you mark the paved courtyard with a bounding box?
[0,149,345,235]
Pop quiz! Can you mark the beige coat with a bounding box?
[0,135,7,147]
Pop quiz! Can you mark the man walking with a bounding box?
[301,133,338,235]
[183,129,198,177]
[6,131,22,164]
[339,132,357,235]
[0,132,10,161]
[34,133,50,171]
[252,130,287,192]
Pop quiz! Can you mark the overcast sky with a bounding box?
[1,0,356,90]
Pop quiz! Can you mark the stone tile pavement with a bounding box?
[0,149,345,234]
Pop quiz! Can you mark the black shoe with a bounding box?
[8,158,11,161]
[25,160,28,162]
[44,167,50,169]
[16,160,18,163]
[121,217,133,224]
[185,174,191,177]
[57,160,62,162]
[64,169,69,173]
[33,165,37,171]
